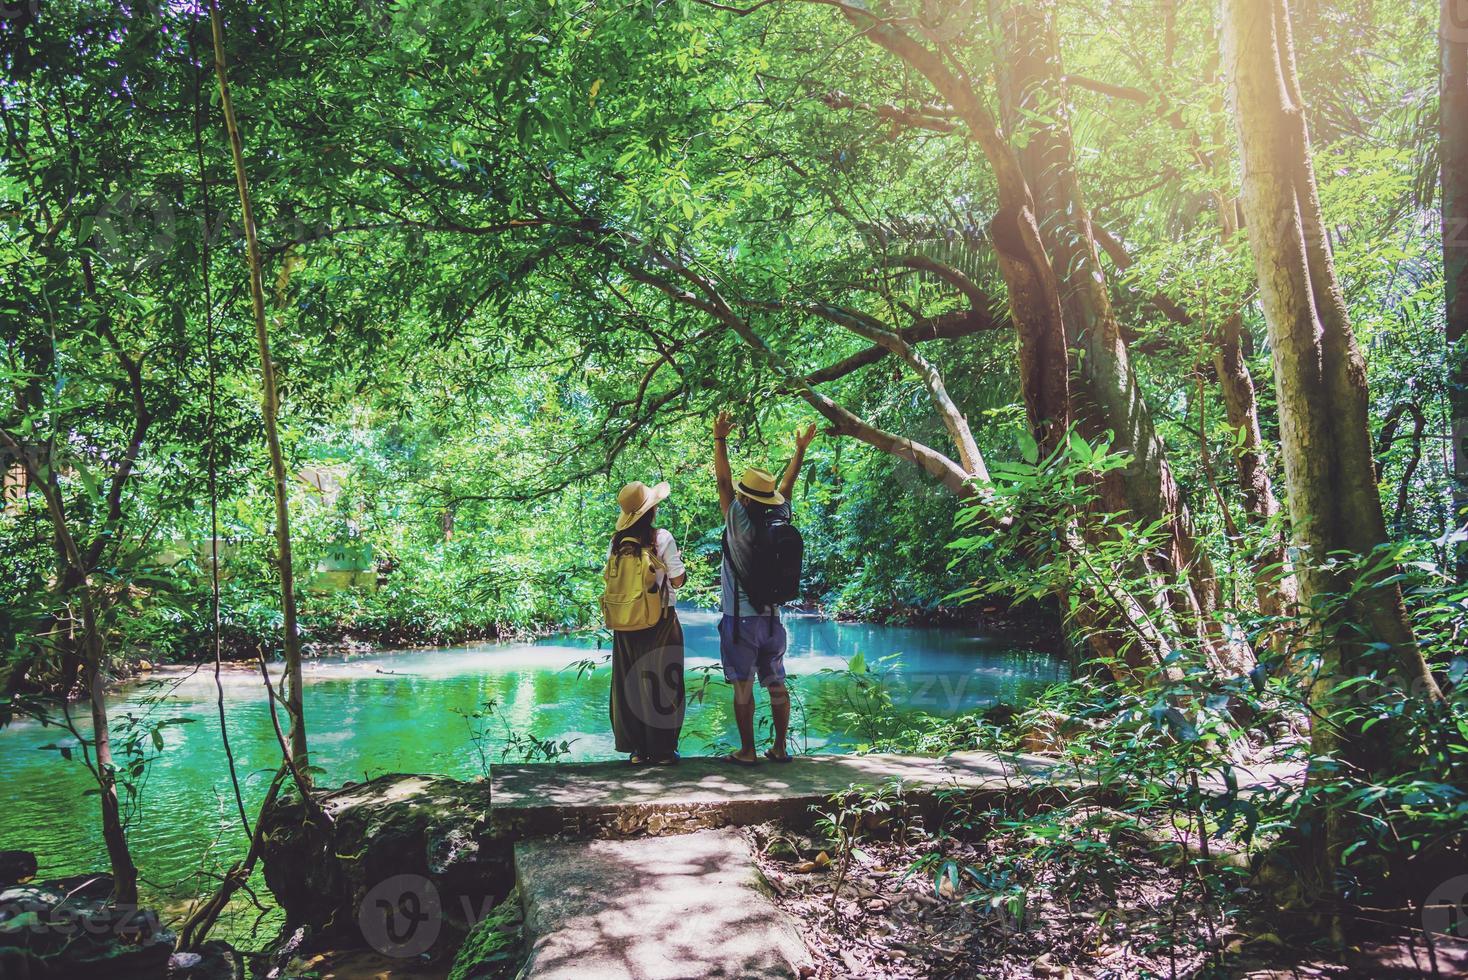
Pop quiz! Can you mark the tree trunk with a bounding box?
[0,428,142,905]
[1213,311,1292,624]
[831,0,1254,679]
[1443,0,1468,575]
[1211,155,1295,630]
[209,0,309,776]
[845,11,1071,456]
[994,0,1251,678]
[1205,54,1297,624]
[1224,0,1444,900]
[1098,202,1297,623]
[82,598,138,907]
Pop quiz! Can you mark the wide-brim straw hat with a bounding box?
[737,467,784,506]
[615,480,671,531]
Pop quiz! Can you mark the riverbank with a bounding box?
[14,597,1062,707]
[830,598,1061,649]
[207,595,1061,668]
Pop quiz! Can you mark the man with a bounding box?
[712,410,817,765]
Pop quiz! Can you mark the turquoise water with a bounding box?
[0,609,1062,934]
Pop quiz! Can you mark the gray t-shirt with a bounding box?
[720,499,786,618]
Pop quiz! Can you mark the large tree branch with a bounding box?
[1064,73,1212,171]
[804,308,999,384]
[1091,223,1194,329]
[876,253,990,309]
[789,1,1070,448]
[820,90,959,133]
[754,299,988,478]
[1092,221,1262,360]
[1061,73,1151,104]
[85,320,152,569]
[823,7,1028,207]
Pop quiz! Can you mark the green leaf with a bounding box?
[1017,430,1038,465]
[1067,430,1092,464]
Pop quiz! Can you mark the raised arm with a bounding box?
[713,410,735,516]
[778,423,818,501]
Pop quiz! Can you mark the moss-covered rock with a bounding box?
[448,887,523,980]
[259,774,510,961]
[0,877,173,979]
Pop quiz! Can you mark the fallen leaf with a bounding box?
[1033,952,1074,977]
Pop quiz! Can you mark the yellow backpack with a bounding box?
[600,540,666,632]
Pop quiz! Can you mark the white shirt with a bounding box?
[608,527,686,607]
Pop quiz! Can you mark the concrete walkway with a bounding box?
[490,749,1059,841]
[515,829,810,979]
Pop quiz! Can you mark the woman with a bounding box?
[608,480,687,765]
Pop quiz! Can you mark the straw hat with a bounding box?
[615,480,671,531]
[736,467,784,506]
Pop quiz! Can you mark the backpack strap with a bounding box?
[612,536,666,562]
[722,525,750,642]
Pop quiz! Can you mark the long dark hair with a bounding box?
[612,507,656,553]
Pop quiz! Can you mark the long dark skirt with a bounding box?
[610,607,685,758]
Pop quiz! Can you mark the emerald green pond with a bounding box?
[0,609,1062,939]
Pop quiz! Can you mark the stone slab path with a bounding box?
[490,749,1059,841]
[515,828,810,979]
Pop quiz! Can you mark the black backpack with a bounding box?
[725,502,804,611]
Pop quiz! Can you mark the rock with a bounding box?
[42,872,113,900]
[259,774,505,960]
[447,888,522,980]
[763,837,801,862]
[0,877,172,979]
[491,750,1061,842]
[168,941,244,979]
[0,851,37,886]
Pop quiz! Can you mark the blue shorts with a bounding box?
[718,614,787,687]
